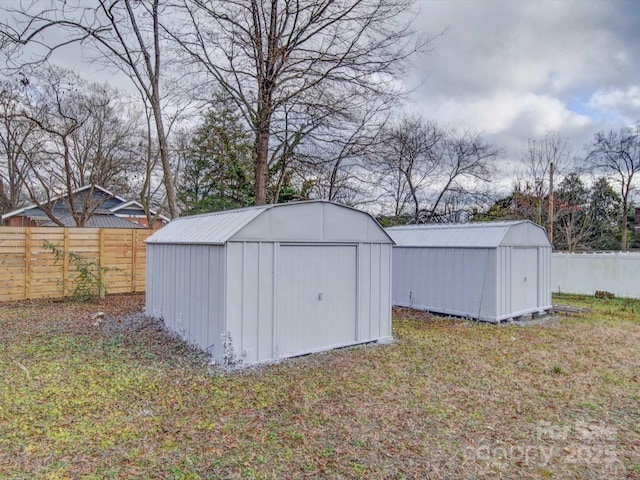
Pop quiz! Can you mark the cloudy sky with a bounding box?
[3,0,639,187]
[406,0,640,173]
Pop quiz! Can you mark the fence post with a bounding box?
[131,229,138,292]
[24,227,32,300]
[99,229,106,299]
[63,228,70,297]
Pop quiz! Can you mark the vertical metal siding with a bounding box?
[257,242,275,361]
[368,244,381,339]
[496,246,511,317]
[276,244,357,358]
[358,244,372,341]
[241,242,258,359]
[226,242,248,362]
[222,240,392,365]
[356,242,392,341]
[539,247,552,308]
[207,246,225,356]
[176,246,189,336]
[435,249,450,311]
[461,248,497,319]
[380,244,392,338]
[510,247,539,314]
[146,244,225,356]
[225,241,276,365]
[145,246,156,316]
[392,247,499,321]
[391,247,415,308]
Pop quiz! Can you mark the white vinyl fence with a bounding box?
[551,252,640,299]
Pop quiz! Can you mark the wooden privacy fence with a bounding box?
[0,227,153,302]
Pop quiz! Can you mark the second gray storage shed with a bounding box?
[146,201,393,366]
[387,221,552,322]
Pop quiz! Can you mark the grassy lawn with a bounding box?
[1,293,639,479]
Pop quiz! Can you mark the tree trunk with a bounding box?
[149,0,178,219]
[254,121,270,205]
[621,202,628,251]
[254,83,273,205]
[152,99,179,218]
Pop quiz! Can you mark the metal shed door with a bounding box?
[276,245,357,358]
[511,247,538,313]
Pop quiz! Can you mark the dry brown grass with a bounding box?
[0,293,639,479]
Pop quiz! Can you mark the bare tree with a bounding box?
[137,102,169,228]
[287,94,389,207]
[418,129,498,223]
[377,116,498,223]
[13,67,95,226]
[587,123,640,251]
[431,187,495,223]
[6,66,143,226]
[517,131,572,227]
[67,82,143,193]
[170,0,431,205]
[1,0,182,218]
[553,172,592,252]
[266,99,321,204]
[0,78,35,215]
[378,116,443,221]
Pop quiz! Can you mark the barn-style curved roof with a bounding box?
[386,220,551,248]
[146,201,393,245]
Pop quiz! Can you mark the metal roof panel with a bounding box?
[145,201,394,245]
[145,205,270,244]
[386,221,536,248]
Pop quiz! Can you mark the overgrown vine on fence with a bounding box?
[43,241,111,301]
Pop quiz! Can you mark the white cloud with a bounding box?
[406,0,640,160]
[432,92,591,137]
[588,85,640,112]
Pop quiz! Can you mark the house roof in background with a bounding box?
[110,200,170,222]
[39,213,145,229]
[1,185,167,224]
[1,185,124,220]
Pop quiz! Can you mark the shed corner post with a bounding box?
[271,241,279,360]
[388,243,393,338]
[355,242,362,343]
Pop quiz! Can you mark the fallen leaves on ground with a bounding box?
[0,293,639,479]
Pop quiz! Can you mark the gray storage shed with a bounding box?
[146,201,393,366]
[387,221,552,322]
